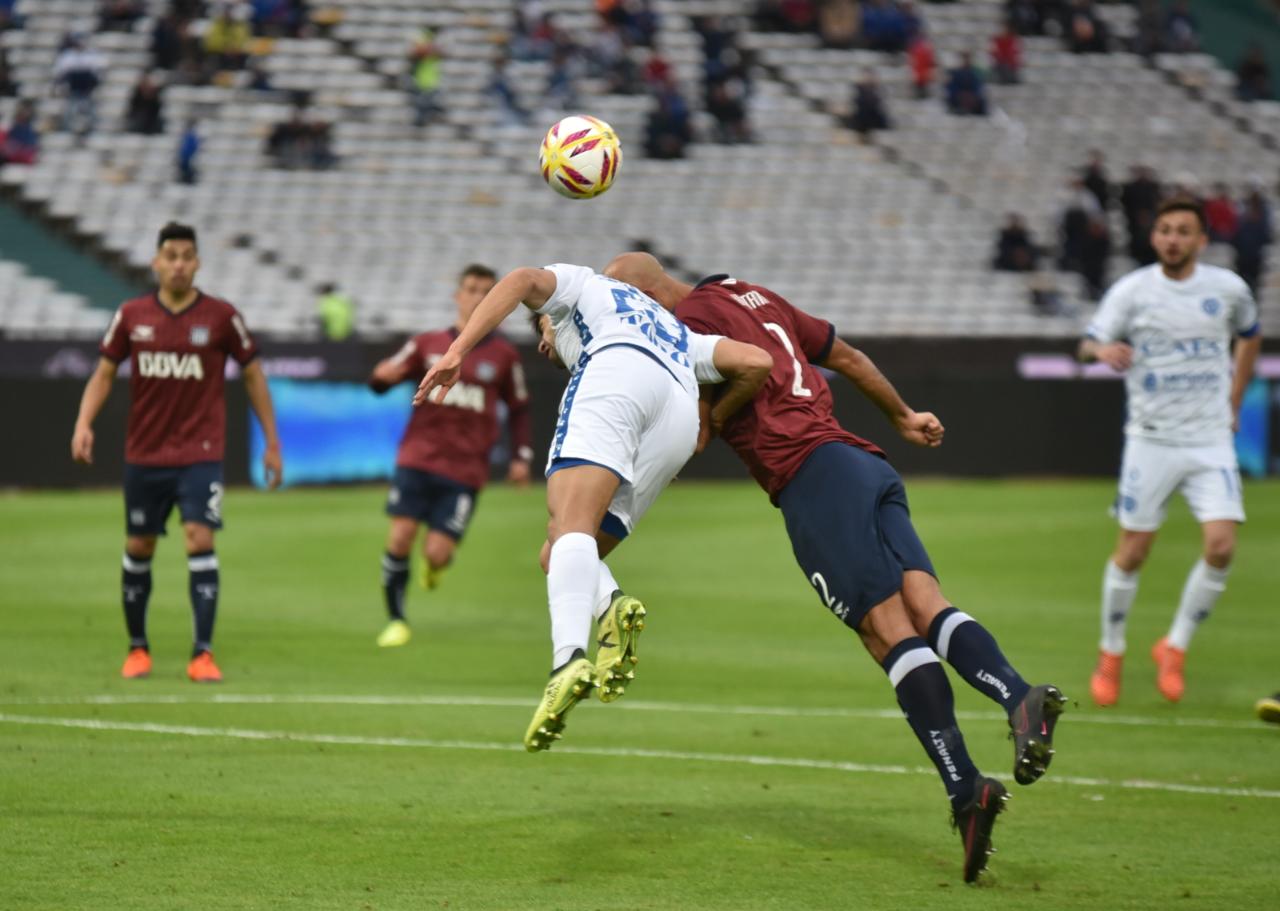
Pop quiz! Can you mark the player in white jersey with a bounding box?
[416,263,771,749]
[1078,198,1262,706]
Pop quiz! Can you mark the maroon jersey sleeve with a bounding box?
[774,295,837,364]
[500,345,534,462]
[100,305,131,363]
[223,305,259,365]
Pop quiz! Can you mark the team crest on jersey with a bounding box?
[475,361,496,382]
[189,325,210,346]
[1201,297,1221,316]
[130,325,155,342]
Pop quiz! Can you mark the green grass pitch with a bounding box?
[1,478,1277,910]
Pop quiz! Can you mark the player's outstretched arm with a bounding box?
[242,360,283,489]
[1077,336,1133,371]
[1231,332,1263,423]
[71,357,118,464]
[368,349,414,394]
[415,267,557,406]
[706,338,772,435]
[822,338,943,448]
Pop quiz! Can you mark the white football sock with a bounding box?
[1167,559,1228,651]
[547,532,599,669]
[1100,561,1139,655]
[593,560,620,620]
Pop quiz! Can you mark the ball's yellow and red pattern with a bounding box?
[539,115,622,199]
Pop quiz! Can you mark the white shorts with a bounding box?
[546,345,698,536]
[1114,436,1245,531]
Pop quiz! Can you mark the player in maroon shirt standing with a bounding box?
[606,253,1064,884]
[367,263,533,648]
[70,223,283,683]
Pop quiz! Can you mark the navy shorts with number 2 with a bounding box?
[778,442,935,631]
[124,461,225,536]
[386,467,478,542]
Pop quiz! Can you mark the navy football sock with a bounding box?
[882,637,979,807]
[188,550,219,655]
[927,607,1031,715]
[121,552,152,649]
[382,551,410,621]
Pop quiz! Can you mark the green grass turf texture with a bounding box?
[1,478,1277,911]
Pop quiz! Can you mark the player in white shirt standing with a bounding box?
[1079,197,1262,706]
[416,263,771,749]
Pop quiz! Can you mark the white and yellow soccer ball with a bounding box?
[538,115,622,200]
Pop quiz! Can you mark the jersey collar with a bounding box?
[153,289,206,318]
[694,273,731,289]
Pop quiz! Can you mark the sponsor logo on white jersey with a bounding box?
[137,351,205,380]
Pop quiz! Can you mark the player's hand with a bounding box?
[897,411,944,448]
[71,425,94,464]
[415,350,463,406]
[262,442,283,490]
[507,459,531,487]
[695,398,714,454]
[1096,342,1134,371]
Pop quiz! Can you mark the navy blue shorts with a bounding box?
[386,467,478,541]
[778,442,935,631]
[124,461,224,536]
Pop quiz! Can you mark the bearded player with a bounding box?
[71,222,282,683]
[367,263,533,648]
[606,252,1065,884]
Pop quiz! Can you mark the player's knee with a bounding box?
[126,536,157,560]
[183,524,214,554]
[1203,535,1235,568]
[1114,534,1153,571]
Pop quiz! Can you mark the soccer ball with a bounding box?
[539,115,622,200]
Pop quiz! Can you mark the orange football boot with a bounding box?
[121,647,152,679]
[187,650,223,683]
[1089,650,1123,707]
[1151,637,1185,702]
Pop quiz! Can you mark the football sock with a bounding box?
[547,532,599,669]
[1100,561,1139,655]
[188,551,219,655]
[121,552,152,649]
[382,551,410,621]
[882,637,979,807]
[1167,559,1228,650]
[927,606,1031,715]
[593,560,621,620]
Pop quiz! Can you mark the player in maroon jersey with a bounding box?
[367,263,533,648]
[70,223,283,683]
[606,252,1064,884]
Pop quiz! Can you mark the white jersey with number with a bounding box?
[1086,264,1260,446]
[536,263,723,398]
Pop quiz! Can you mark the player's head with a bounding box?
[153,222,199,295]
[1151,197,1207,273]
[529,311,564,369]
[604,252,689,311]
[454,263,497,325]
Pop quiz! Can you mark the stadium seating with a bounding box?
[0,0,1275,340]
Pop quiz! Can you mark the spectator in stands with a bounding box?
[695,16,754,144]
[1233,189,1273,294]
[1079,214,1112,300]
[588,20,637,96]
[1120,164,1160,265]
[0,0,21,32]
[1130,0,1165,57]
[818,0,860,50]
[908,30,936,99]
[204,3,252,73]
[645,77,693,160]
[317,283,355,341]
[408,27,443,127]
[1058,175,1102,273]
[54,34,106,139]
[126,73,165,135]
[151,11,186,72]
[642,48,673,91]
[546,43,583,109]
[177,118,200,183]
[993,213,1039,272]
[247,57,273,91]
[100,0,146,32]
[849,68,891,138]
[1066,0,1109,55]
[753,0,816,34]
[1164,1,1199,54]
[266,108,336,170]
[707,79,751,144]
[1081,149,1110,210]
[990,20,1022,84]
[488,54,529,125]
[598,0,659,48]
[1004,0,1044,36]
[0,99,39,165]
[1203,184,1239,243]
[863,0,913,54]
[511,9,557,61]
[1236,45,1273,103]
[0,46,16,97]
[252,0,309,38]
[945,52,988,116]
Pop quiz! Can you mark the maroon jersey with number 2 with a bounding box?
[100,293,259,466]
[676,276,884,502]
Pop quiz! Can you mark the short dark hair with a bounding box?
[528,310,545,337]
[1155,196,1207,232]
[458,263,497,284]
[157,222,198,249]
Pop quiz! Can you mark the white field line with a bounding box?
[1,712,1277,801]
[0,693,1267,731]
